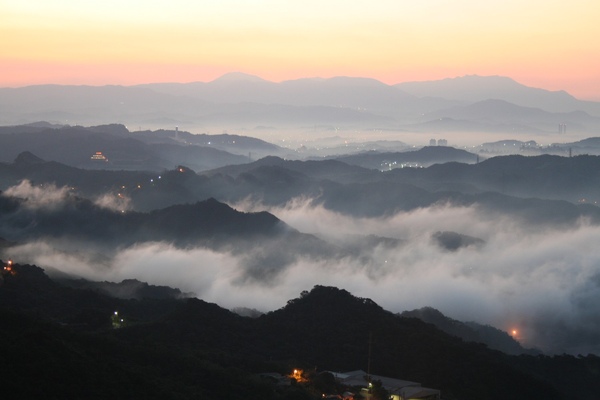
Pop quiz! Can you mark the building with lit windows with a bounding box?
[90,151,108,161]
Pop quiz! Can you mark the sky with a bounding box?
[1,1,599,98]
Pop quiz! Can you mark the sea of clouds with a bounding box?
[3,182,600,355]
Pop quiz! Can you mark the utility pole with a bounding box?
[367,331,373,400]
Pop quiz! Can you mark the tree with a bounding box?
[369,380,389,400]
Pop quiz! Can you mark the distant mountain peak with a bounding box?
[21,121,65,129]
[450,74,517,82]
[395,74,585,113]
[14,151,45,165]
[399,74,523,92]
[324,76,387,86]
[212,72,267,83]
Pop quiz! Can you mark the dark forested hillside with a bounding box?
[3,264,600,399]
[3,151,600,225]
[334,146,479,169]
[0,192,323,252]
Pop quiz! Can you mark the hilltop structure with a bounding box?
[331,370,441,400]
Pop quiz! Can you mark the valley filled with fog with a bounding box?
[4,178,600,355]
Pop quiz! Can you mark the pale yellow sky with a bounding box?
[1,0,599,99]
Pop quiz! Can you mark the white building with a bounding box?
[330,370,440,400]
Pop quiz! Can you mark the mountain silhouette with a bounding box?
[4,267,597,400]
[396,75,600,115]
[400,306,532,355]
[5,74,598,131]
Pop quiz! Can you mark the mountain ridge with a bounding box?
[3,265,597,400]
[396,74,600,115]
[3,74,599,132]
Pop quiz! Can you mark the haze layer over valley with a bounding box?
[2,74,600,150]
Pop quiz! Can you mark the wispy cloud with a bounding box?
[4,180,70,210]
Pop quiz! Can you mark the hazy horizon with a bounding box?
[2,1,599,100]
[1,72,598,104]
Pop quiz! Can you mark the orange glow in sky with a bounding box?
[1,1,599,99]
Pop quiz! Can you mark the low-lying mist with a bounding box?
[3,182,600,355]
[234,198,600,355]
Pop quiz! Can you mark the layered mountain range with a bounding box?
[2,74,599,135]
[3,74,600,393]
[2,147,600,222]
